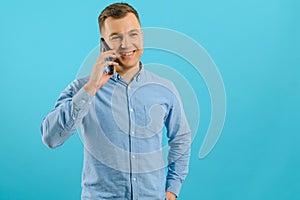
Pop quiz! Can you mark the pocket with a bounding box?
[135,104,166,134]
[146,104,166,133]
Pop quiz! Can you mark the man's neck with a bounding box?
[117,62,141,83]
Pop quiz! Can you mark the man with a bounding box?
[41,3,191,200]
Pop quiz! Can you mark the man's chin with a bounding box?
[117,60,140,69]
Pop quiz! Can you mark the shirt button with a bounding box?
[132,155,135,159]
[133,177,136,181]
[131,131,135,135]
[128,86,131,90]
[82,100,86,103]
[136,74,141,81]
[130,108,133,112]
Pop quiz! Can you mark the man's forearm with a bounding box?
[166,131,191,197]
[41,81,93,148]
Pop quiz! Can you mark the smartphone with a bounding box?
[100,38,115,75]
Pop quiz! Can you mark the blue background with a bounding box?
[0,0,299,199]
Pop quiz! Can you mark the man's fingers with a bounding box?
[95,50,117,63]
[102,50,117,58]
[104,61,119,67]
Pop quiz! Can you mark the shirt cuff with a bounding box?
[72,87,94,122]
[166,179,183,197]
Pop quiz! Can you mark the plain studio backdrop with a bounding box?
[0,0,299,199]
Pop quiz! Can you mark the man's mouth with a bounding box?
[119,49,137,57]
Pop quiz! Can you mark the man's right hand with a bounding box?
[84,50,119,96]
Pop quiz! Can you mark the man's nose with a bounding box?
[120,35,129,49]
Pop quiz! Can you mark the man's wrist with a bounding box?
[166,179,182,198]
[84,83,97,96]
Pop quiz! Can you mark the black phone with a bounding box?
[100,38,115,75]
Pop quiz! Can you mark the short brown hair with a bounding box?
[98,3,140,33]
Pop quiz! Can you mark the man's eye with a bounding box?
[111,35,122,41]
[129,32,139,37]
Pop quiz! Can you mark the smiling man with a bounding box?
[41,3,191,200]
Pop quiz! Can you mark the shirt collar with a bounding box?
[111,61,144,83]
[135,61,143,82]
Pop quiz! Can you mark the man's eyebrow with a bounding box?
[109,29,141,36]
[128,29,141,33]
[129,28,139,31]
[109,32,120,37]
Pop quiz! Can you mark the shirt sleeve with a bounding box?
[165,83,192,197]
[41,78,94,148]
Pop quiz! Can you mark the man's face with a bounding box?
[101,13,143,69]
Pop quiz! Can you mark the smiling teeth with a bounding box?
[122,51,135,56]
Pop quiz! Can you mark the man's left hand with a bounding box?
[166,191,177,200]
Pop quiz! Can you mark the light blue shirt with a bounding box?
[41,64,191,200]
